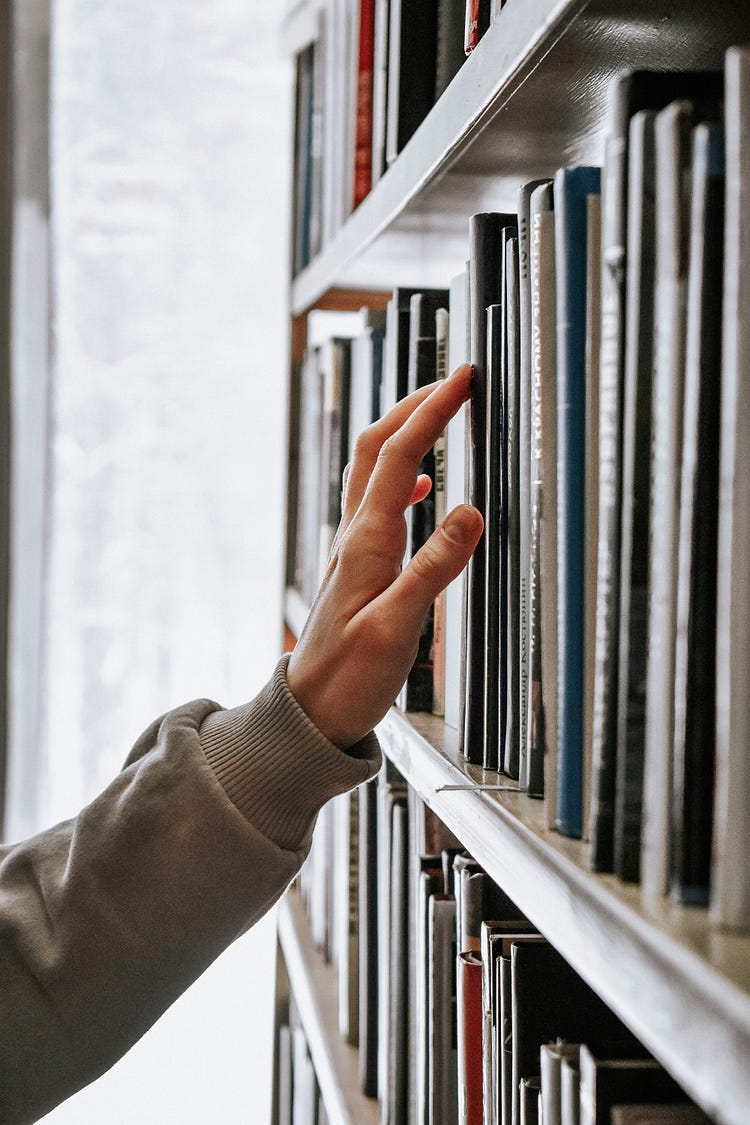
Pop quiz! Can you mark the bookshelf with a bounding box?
[277,2,750,1125]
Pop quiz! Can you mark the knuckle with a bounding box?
[353,426,379,462]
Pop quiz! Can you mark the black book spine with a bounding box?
[462,213,516,765]
[504,237,521,778]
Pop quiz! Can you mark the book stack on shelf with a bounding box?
[276,3,750,1125]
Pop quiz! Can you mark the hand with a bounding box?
[287,363,483,749]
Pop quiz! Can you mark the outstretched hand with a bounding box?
[287,363,483,749]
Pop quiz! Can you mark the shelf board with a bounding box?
[377,707,750,1125]
[291,0,750,312]
[277,889,379,1125]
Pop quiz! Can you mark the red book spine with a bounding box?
[353,0,375,209]
[457,951,484,1125]
[464,0,481,54]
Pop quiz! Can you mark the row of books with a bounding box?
[288,49,750,931]
[293,769,713,1125]
[291,0,505,274]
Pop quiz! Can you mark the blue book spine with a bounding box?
[554,166,601,837]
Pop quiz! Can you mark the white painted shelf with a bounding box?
[277,890,380,1125]
[377,708,750,1125]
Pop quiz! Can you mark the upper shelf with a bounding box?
[291,0,750,313]
[377,707,750,1125]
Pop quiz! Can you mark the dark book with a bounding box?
[385,0,439,164]
[435,0,465,99]
[415,860,445,1124]
[457,950,484,1125]
[711,46,750,931]
[446,267,471,730]
[589,68,723,874]
[485,220,516,772]
[353,0,376,209]
[554,165,601,839]
[517,180,551,787]
[381,287,421,418]
[583,191,602,842]
[462,213,515,765]
[348,309,387,454]
[292,44,315,274]
[528,183,555,800]
[578,1047,686,1125]
[481,920,537,1125]
[504,237,521,778]
[669,122,724,905]
[614,109,657,882]
[511,941,644,1125]
[334,791,359,1044]
[499,935,546,1125]
[371,0,390,185]
[358,778,379,1097]
[377,761,408,1113]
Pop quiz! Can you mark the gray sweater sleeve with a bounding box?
[0,654,381,1123]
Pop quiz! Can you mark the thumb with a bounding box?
[382,505,483,629]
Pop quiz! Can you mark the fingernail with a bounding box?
[443,505,482,545]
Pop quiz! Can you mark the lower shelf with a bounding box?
[277,889,379,1125]
[377,706,750,1125]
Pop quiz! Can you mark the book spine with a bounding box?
[484,303,503,770]
[712,48,750,931]
[642,101,694,894]
[614,110,656,882]
[670,122,723,905]
[555,167,601,838]
[504,237,521,778]
[463,213,514,764]
[353,0,376,209]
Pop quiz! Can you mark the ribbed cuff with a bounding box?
[198,654,382,853]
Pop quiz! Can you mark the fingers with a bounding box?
[343,364,472,527]
[373,504,483,631]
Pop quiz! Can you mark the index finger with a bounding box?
[361,363,473,521]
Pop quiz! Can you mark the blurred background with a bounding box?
[7,1,292,1120]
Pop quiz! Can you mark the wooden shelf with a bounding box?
[277,890,380,1125]
[291,0,750,313]
[377,707,750,1125]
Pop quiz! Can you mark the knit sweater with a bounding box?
[0,654,382,1123]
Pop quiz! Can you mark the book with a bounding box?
[427,894,459,1125]
[358,778,379,1096]
[528,183,555,800]
[578,1047,685,1125]
[540,1042,581,1125]
[377,762,408,1117]
[504,237,521,778]
[334,790,359,1044]
[353,0,376,209]
[560,1055,581,1125]
[463,213,515,766]
[554,165,601,839]
[499,935,546,1125]
[386,798,410,1124]
[457,950,484,1125]
[433,305,451,717]
[582,191,602,843]
[609,1106,712,1124]
[371,0,390,185]
[517,180,551,787]
[669,121,724,906]
[435,0,465,99]
[481,920,537,1125]
[464,0,491,53]
[712,46,750,931]
[445,267,470,730]
[589,69,723,873]
[511,941,644,1125]
[317,337,351,583]
[385,0,439,164]
[519,1078,541,1125]
[613,108,657,882]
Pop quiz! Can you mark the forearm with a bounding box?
[0,656,380,1123]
